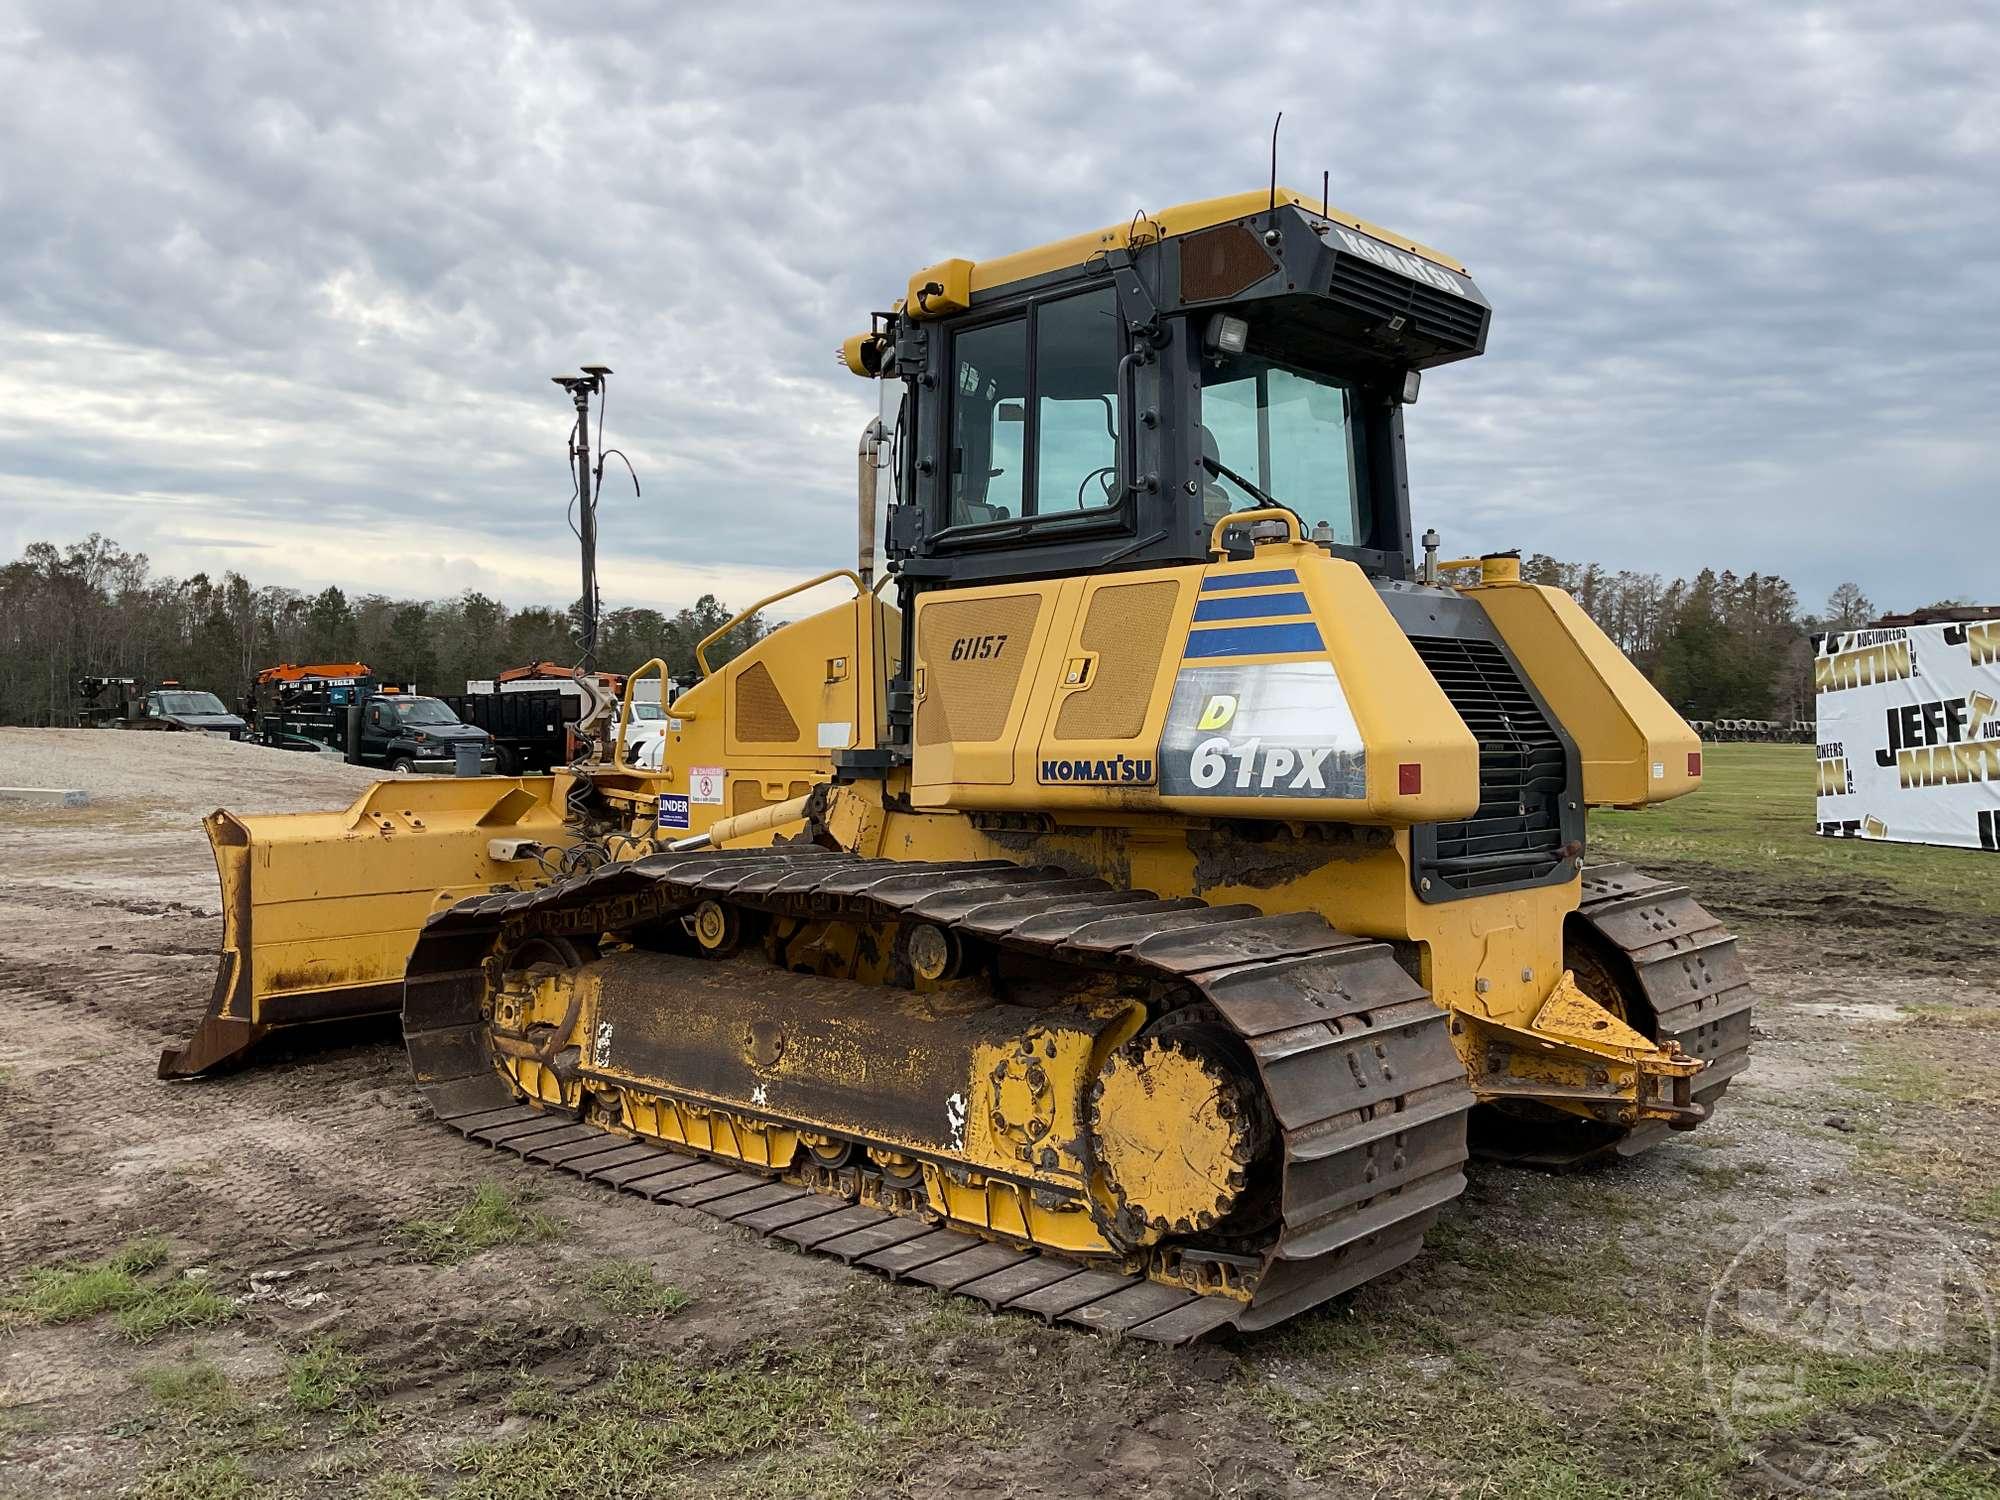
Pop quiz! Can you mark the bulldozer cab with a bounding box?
[861,190,1492,592]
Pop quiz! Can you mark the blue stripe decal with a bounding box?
[1200,568,1299,593]
[1192,590,1311,623]
[1183,622,1326,658]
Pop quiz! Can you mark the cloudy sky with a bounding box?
[0,1,1993,620]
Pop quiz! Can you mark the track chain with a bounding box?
[1575,861,1754,1157]
[402,848,1474,1342]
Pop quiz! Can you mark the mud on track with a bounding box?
[3,727,1997,1499]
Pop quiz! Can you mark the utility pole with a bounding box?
[553,365,612,674]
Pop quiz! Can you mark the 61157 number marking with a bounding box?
[950,634,1008,662]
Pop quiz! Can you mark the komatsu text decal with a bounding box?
[1159,661,1365,800]
[1038,754,1155,786]
[1329,228,1468,297]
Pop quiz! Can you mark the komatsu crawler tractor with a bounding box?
[165,188,1751,1342]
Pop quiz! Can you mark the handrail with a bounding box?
[694,569,865,677]
[612,656,669,771]
[1207,506,1302,558]
[1113,349,1141,502]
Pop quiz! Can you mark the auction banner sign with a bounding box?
[1814,620,2000,850]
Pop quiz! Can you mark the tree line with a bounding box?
[1511,556,1844,723]
[0,534,766,726]
[0,531,1950,729]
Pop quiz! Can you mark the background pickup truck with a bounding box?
[354,694,497,773]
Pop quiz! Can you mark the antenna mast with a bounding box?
[552,365,612,675]
[1268,111,1283,215]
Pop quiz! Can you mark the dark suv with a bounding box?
[138,689,248,739]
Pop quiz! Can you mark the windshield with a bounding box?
[627,702,666,721]
[395,697,460,726]
[1198,357,1363,544]
[156,692,229,716]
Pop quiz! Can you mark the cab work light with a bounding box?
[1204,313,1249,355]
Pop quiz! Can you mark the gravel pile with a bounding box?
[0,727,383,816]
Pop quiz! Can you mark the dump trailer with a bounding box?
[476,664,668,766]
[164,188,1750,1342]
[442,688,576,774]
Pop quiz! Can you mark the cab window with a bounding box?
[948,317,1027,526]
[1199,358,1363,543]
[1033,286,1120,513]
[946,285,1122,530]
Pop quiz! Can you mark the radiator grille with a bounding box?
[1410,635,1568,892]
[1327,257,1487,352]
[733,660,800,744]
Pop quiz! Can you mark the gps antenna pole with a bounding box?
[553,366,612,675]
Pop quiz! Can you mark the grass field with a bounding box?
[1594,743,2000,919]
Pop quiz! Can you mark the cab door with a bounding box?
[909,581,1071,802]
[363,700,396,763]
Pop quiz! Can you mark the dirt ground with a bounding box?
[2,728,1996,1499]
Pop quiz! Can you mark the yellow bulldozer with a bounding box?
[162,187,1750,1343]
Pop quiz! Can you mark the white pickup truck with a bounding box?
[612,698,673,766]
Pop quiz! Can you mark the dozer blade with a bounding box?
[160,776,568,1078]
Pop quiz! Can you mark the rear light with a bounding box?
[1398,762,1423,795]
[1688,751,1702,777]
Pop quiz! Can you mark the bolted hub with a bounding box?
[904,922,956,983]
[1086,1030,1263,1248]
[987,1033,1057,1161]
[691,900,736,952]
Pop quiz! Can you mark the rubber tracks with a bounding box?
[403,848,1473,1344]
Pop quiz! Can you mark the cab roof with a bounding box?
[913,187,1468,305]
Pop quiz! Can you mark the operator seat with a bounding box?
[1199,426,1234,525]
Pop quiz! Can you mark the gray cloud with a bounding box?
[0,0,1993,615]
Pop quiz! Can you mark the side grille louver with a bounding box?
[1327,258,1488,352]
[1408,635,1568,893]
